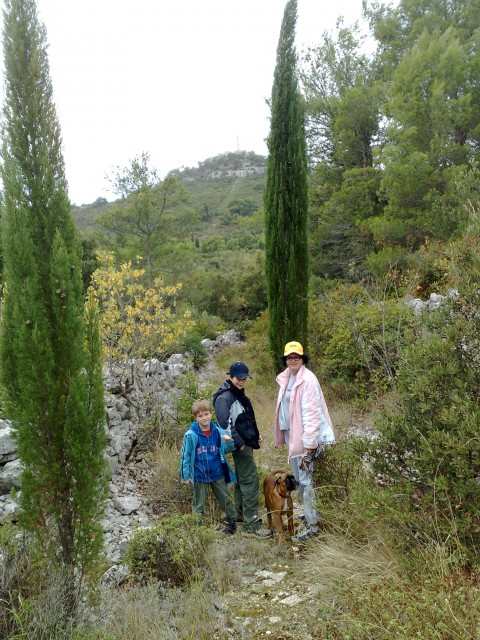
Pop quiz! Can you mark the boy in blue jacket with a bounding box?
[180,399,237,534]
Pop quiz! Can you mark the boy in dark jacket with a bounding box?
[180,399,237,534]
[213,362,272,538]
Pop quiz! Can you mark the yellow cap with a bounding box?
[284,341,304,356]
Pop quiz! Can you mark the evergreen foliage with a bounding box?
[264,0,309,369]
[0,0,107,610]
[301,21,383,280]
[100,152,191,285]
[371,208,480,559]
[309,283,413,396]
[301,22,380,169]
[367,0,480,245]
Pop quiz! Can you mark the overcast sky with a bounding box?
[0,0,371,205]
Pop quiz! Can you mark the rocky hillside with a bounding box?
[71,150,266,236]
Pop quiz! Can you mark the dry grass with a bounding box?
[146,442,191,516]
[299,532,399,592]
[96,582,232,640]
[302,539,480,640]
[204,534,291,591]
[94,537,291,640]
[328,399,375,440]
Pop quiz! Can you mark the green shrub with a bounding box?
[244,312,275,382]
[180,330,208,369]
[365,244,410,279]
[227,198,258,217]
[314,438,368,505]
[176,369,216,429]
[405,239,450,297]
[193,311,225,340]
[124,514,218,585]
[313,438,382,541]
[371,315,480,560]
[371,208,480,562]
[309,283,413,398]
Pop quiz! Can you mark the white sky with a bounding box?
[0,0,370,205]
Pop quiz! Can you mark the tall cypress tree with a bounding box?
[0,0,106,610]
[264,0,309,370]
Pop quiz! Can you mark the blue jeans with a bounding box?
[284,430,318,525]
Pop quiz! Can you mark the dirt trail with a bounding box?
[200,349,328,639]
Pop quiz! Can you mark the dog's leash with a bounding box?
[299,445,324,472]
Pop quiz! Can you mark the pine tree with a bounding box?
[0,0,106,611]
[264,0,309,370]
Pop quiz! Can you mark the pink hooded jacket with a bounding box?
[274,365,335,459]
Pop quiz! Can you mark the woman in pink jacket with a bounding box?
[274,341,335,541]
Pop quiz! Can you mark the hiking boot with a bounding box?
[222,521,237,535]
[292,523,320,542]
[241,526,273,539]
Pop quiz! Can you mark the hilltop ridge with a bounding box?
[71,150,267,235]
[173,150,266,181]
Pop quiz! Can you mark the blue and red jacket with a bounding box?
[180,421,236,485]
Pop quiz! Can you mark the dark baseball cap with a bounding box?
[227,361,252,379]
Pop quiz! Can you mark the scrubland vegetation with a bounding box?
[2,0,480,637]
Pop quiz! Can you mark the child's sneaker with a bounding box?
[222,521,237,535]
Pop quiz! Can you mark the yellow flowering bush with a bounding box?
[87,253,194,362]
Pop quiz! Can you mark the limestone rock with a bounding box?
[113,496,141,515]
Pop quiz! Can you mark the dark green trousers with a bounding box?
[232,446,260,532]
[192,478,236,523]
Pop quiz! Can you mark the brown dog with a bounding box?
[264,469,299,541]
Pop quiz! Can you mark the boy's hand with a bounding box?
[183,479,193,486]
[221,434,231,442]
